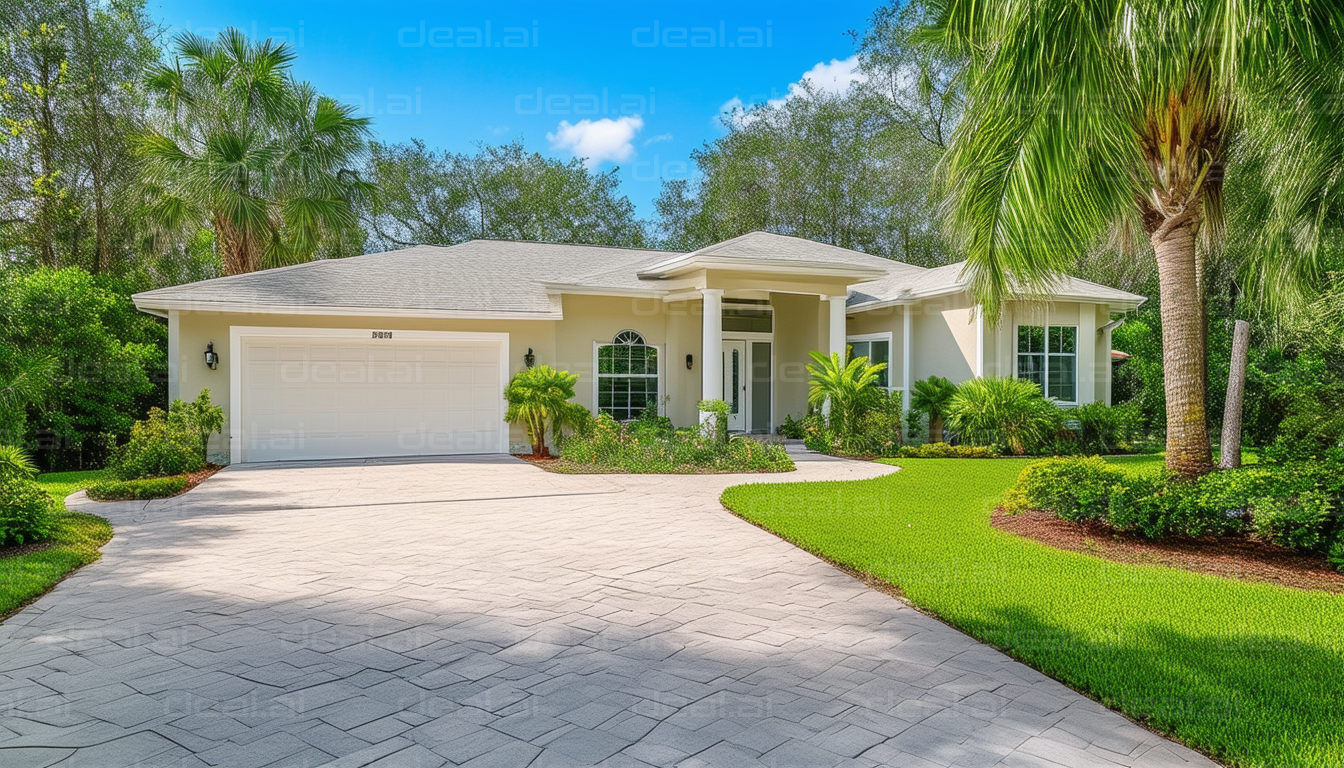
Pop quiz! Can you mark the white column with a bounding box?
[827,295,848,359]
[824,295,848,417]
[700,289,724,422]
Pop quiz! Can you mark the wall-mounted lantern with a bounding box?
[685,353,694,370]
[204,342,219,370]
[524,348,536,368]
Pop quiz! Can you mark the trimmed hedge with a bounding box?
[896,442,998,459]
[86,475,188,501]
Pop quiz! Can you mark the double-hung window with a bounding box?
[847,335,892,390]
[596,330,659,420]
[1017,325,1077,402]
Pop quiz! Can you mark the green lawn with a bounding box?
[1,470,112,620]
[721,458,1342,768]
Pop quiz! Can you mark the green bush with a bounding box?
[560,413,793,473]
[1005,456,1126,522]
[1069,401,1142,453]
[1328,538,1344,573]
[778,413,807,439]
[896,442,998,458]
[1263,384,1344,462]
[171,388,225,462]
[1251,492,1335,552]
[0,476,56,546]
[86,475,188,501]
[947,377,1063,455]
[0,445,39,480]
[697,399,730,445]
[108,407,204,480]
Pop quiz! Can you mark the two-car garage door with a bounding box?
[233,329,508,463]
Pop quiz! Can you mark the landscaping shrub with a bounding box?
[947,377,1062,455]
[1004,456,1125,522]
[697,399,730,445]
[805,350,887,440]
[0,445,39,480]
[171,388,225,462]
[85,475,188,501]
[504,366,585,457]
[895,442,997,458]
[1251,492,1336,552]
[778,413,806,439]
[108,406,204,480]
[0,476,56,546]
[1069,401,1142,453]
[560,413,793,473]
[1328,538,1344,573]
[910,375,957,443]
[1262,383,1344,462]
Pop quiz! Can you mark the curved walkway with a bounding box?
[0,451,1216,767]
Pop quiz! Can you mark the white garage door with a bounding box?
[233,330,507,463]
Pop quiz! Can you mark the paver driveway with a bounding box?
[0,452,1216,768]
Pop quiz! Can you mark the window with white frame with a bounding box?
[1017,325,1077,402]
[847,335,892,390]
[597,330,659,420]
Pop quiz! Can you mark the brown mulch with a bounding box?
[992,508,1344,593]
[184,464,225,492]
[0,541,54,560]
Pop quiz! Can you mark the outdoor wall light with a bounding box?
[686,354,694,370]
[524,348,536,368]
[204,342,219,370]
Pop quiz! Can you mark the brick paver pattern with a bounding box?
[0,451,1217,767]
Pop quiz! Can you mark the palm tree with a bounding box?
[924,3,1344,476]
[910,375,958,443]
[504,366,582,458]
[138,29,375,275]
[947,377,1062,455]
[806,350,887,437]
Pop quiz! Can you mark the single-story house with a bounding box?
[132,231,1145,463]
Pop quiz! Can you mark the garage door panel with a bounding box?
[239,334,504,462]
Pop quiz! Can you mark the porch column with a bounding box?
[827,295,848,359]
[700,289,724,422]
[824,295,848,416]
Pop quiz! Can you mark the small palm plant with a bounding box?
[947,377,1062,455]
[0,445,38,480]
[806,350,887,437]
[910,376,958,444]
[504,366,582,458]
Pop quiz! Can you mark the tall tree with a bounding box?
[656,85,948,263]
[926,0,1344,476]
[362,140,647,250]
[138,29,374,275]
[0,0,158,273]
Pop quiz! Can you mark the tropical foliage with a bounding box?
[503,366,584,457]
[924,1,1344,476]
[909,375,957,443]
[137,29,375,275]
[946,377,1062,455]
[559,411,793,474]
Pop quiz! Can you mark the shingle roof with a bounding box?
[847,260,1146,309]
[133,240,680,317]
[132,233,1145,317]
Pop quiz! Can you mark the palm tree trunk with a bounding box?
[1219,319,1250,469]
[1153,220,1214,477]
[930,414,944,444]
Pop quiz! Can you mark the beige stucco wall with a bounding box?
[769,292,821,425]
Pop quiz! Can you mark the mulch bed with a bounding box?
[184,464,225,492]
[0,541,54,560]
[992,508,1344,593]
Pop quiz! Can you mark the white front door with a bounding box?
[722,340,747,432]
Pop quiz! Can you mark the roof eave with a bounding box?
[131,297,565,321]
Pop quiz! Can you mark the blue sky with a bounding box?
[147,0,878,220]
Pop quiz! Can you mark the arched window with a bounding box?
[597,330,659,420]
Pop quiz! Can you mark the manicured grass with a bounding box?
[1,470,113,620]
[721,458,1343,768]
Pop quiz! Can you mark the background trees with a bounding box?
[363,140,647,250]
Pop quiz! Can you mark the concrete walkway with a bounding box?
[0,451,1216,767]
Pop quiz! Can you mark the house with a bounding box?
[132,231,1145,463]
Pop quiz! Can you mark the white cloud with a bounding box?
[547,115,644,168]
[719,55,867,126]
[643,132,673,147]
